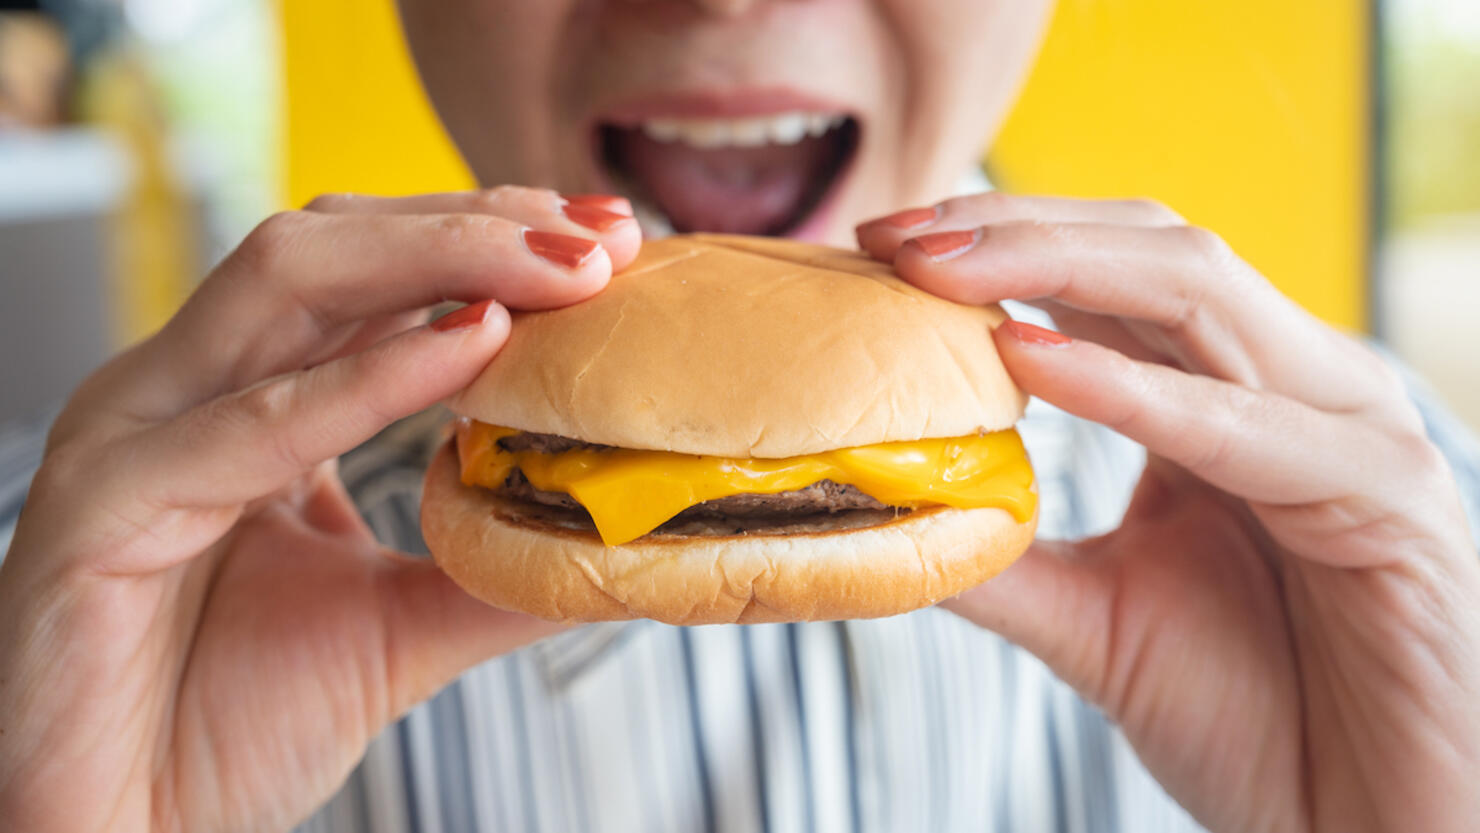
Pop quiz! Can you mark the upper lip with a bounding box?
[592,86,858,126]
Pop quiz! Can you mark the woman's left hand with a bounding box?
[857,194,1480,833]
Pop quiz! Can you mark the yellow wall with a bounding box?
[280,0,1371,330]
[280,0,471,205]
[989,0,1370,330]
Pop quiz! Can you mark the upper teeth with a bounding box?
[640,112,846,149]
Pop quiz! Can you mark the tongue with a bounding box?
[611,128,833,235]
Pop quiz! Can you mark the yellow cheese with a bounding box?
[456,420,1036,546]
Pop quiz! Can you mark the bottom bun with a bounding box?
[421,440,1037,625]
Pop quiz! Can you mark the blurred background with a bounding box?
[0,0,1476,428]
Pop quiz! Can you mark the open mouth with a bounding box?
[596,112,861,237]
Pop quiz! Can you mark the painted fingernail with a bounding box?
[563,193,633,215]
[874,206,940,230]
[432,300,496,333]
[1000,320,1071,347]
[523,229,601,269]
[908,229,980,262]
[562,202,634,232]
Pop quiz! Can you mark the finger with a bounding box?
[306,187,641,268]
[306,309,431,368]
[993,321,1378,506]
[940,539,1114,701]
[119,302,510,544]
[130,210,617,414]
[893,221,1392,415]
[855,191,1183,261]
[307,188,632,221]
[377,554,568,720]
[1027,302,1174,367]
[74,302,509,574]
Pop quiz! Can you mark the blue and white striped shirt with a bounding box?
[2,344,1478,833]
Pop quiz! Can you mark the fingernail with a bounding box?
[562,202,634,233]
[523,229,601,269]
[1000,320,1071,347]
[563,193,633,215]
[909,229,980,262]
[432,300,496,333]
[874,206,940,230]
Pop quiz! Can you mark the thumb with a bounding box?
[377,554,567,718]
[941,539,1115,702]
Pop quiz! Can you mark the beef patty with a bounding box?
[494,432,897,526]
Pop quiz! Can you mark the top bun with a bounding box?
[450,233,1025,458]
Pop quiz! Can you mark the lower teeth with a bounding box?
[601,118,858,238]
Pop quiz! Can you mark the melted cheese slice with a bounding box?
[456,420,1036,546]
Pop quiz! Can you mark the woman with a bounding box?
[2,1,1478,831]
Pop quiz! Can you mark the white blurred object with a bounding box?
[123,0,210,44]
[0,128,134,423]
[1390,0,1480,39]
[118,0,278,247]
[1381,217,1480,431]
[0,128,132,222]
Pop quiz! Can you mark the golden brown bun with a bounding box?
[422,442,1036,625]
[449,233,1026,458]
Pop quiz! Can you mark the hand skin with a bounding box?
[0,188,641,833]
[859,193,1480,833]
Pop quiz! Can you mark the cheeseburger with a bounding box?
[421,233,1037,625]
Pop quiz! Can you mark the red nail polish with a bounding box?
[432,300,495,332]
[909,229,979,261]
[563,193,633,215]
[1000,320,1071,347]
[874,206,939,230]
[523,229,601,269]
[562,202,633,232]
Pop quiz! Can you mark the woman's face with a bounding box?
[398,0,1052,245]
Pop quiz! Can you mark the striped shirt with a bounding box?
[3,338,1477,833]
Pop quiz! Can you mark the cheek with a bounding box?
[397,1,578,184]
[867,0,1053,196]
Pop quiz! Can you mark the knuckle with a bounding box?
[303,192,355,212]
[1366,345,1407,395]
[950,190,1013,219]
[1188,390,1255,471]
[232,377,298,431]
[1378,429,1452,500]
[474,185,556,213]
[1164,225,1239,328]
[427,213,491,249]
[1034,219,1079,245]
[229,378,313,471]
[234,210,310,275]
[1412,435,1449,477]
[1010,219,1078,260]
[1346,340,1411,403]
[30,442,89,504]
[1100,353,1153,432]
[1395,428,1446,474]
[1124,197,1182,224]
[1176,224,1235,268]
[472,186,516,212]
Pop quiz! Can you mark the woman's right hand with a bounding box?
[0,187,640,833]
